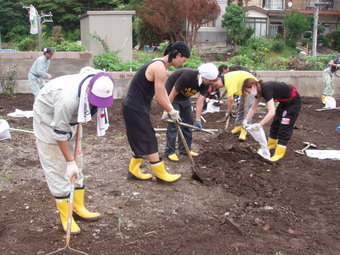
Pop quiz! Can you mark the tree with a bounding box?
[139,0,187,43]
[221,4,247,49]
[186,0,220,49]
[283,11,309,41]
[139,0,220,48]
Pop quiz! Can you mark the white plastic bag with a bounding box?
[0,119,11,141]
[245,124,270,159]
[202,99,220,114]
[324,96,336,109]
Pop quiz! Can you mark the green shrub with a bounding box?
[303,31,312,38]
[230,55,254,68]
[285,39,297,48]
[53,41,87,51]
[271,40,285,53]
[17,37,38,51]
[331,30,340,48]
[0,65,17,97]
[245,37,272,51]
[266,56,290,70]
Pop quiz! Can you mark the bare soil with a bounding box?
[0,94,340,255]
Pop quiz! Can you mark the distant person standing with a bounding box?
[322,56,340,104]
[28,47,53,97]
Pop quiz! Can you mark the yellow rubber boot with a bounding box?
[168,153,179,161]
[231,125,242,134]
[321,95,326,104]
[74,187,100,220]
[270,144,286,162]
[55,197,81,234]
[151,160,181,183]
[128,157,153,180]
[267,137,278,150]
[238,128,247,141]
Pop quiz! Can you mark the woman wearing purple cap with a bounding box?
[33,69,114,234]
[122,41,190,183]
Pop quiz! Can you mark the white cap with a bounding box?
[88,73,114,107]
[198,63,219,80]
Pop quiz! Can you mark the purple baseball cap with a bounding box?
[88,72,114,107]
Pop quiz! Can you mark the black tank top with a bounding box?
[123,59,165,113]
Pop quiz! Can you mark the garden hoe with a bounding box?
[175,120,204,183]
[46,124,89,255]
[294,142,317,155]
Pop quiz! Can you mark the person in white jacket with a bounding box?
[28,47,53,97]
[33,68,114,234]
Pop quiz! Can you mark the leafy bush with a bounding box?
[0,65,17,97]
[53,41,87,52]
[285,39,297,48]
[332,30,340,48]
[16,37,38,51]
[266,56,290,70]
[271,40,285,53]
[230,55,254,67]
[245,37,272,51]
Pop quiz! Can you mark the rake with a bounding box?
[46,124,89,255]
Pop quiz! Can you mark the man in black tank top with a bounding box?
[122,41,190,183]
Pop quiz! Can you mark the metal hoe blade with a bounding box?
[175,121,204,183]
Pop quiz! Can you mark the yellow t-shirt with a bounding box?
[223,70,258,96]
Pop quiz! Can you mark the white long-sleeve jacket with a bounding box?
[33,73,93,144]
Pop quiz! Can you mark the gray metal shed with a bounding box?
[80,10,135,61]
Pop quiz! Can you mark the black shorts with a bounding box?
[122,105,158,156]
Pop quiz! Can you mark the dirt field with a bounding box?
[0,94,339,255]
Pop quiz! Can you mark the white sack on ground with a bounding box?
[245,124,270,159]
[306,150,340,160]
[0,119,11,141]
[202,99,220,114]
[324,96,336,109]
[7,109,33,118]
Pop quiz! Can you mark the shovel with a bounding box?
[46,124,89,255]
[174,121,204,183]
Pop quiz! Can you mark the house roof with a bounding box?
[243,5,269,14]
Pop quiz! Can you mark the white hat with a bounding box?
[198,63,219,80]
[88,73,114,107]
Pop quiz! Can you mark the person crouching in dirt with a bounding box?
[33,69,115,234]
[242,78,301,162]
[163,63,220,161]
[216,70,258,141]
[122,41,190,183]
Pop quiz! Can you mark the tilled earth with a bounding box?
[0,94,339,255]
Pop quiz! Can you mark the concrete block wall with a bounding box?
[0,52,339,98]
[0,51,92,93]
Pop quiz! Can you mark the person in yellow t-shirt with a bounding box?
[220,70,258,141]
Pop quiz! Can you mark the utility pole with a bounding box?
[312,1,329,56]
[22,3,53,51]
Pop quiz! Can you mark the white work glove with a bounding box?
[65,161,79,181]
[225,111,231,119]
[161,111,168,120]
[168,108,181,122]
[242,119,248,128]
[245,123,262,131]
[337,64,340,67]
[46,73,52,79]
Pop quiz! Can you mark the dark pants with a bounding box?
[165,99,193,155]
[122,105,158,157]
[270,95,301,146]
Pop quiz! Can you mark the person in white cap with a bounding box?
[28,47,54,97]
[163,63,221,161]
[33,68,114,234]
